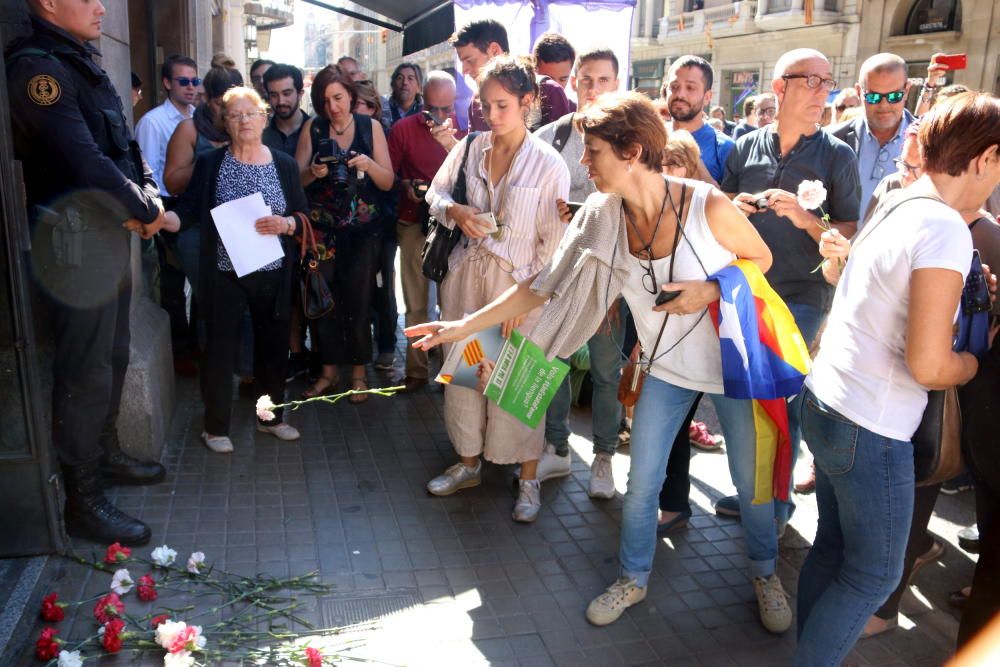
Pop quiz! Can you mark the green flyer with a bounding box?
[484,330,570,428]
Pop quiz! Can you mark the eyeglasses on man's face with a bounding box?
[862,90,906,105]
[782,74,837,92]
[174,77,202,88]
[893,157,922,178]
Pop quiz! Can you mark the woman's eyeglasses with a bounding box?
[225,111,267,122]
[357,99,376,109]
[862,90,906,105]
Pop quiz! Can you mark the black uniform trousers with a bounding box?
[201,268,289,436]
[48,267,131,467]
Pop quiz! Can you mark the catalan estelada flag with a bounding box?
[707,260,812,504]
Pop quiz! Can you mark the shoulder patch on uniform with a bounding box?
[27,74,60,106]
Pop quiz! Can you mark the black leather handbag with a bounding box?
[421,132,479,283]
[297,213,335,320]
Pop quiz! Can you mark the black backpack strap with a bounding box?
[452,132,479,206]
[356,113,374,155]
[550,113,574,154]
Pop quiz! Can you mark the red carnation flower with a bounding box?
[151,614,170,629]
[136,574,157,601]
[34,627,60,661]
[104,542,132,564]
[40,592,65,622]
[93,592,124,624]
[305,646,323,667]
[101,618,125,653]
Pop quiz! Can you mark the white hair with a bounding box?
[773,48,829,80]
[424,70,456,94]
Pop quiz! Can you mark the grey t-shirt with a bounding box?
[722,125,860,311]
[535,115,595,204]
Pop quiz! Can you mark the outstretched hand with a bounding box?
[404,320,469,350]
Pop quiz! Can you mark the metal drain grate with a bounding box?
[321,590,421,629]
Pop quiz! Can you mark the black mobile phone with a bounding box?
[316,137,335,162]
[655,289,682,306]
[964,250,992,314]
[566,201,584,216]
[421,109,442,126]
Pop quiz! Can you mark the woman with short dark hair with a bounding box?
[795,91,1000,665]
[407,91,779,628]
[163,86,309,453]
[295,65,395,403]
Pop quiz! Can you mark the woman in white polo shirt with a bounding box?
[794,92,1000,666]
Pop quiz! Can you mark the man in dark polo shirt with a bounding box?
[262,64,308,156]
[718,48,860,522]
[450,19,572,132]
[388,71,466,392]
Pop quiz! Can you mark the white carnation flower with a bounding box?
[58,651,83,667]
[186,551,207,575]
[796,179,828,211]
[151,545,177,567]
[255,394,277,422]
[110,568,134,595]
[164,651,195,667]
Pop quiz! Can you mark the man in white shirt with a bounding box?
[534,49,621,499]
[134,55,198,197]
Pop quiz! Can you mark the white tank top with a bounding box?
[620,180,736,394]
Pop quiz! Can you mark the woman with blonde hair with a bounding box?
[163,87,308,453]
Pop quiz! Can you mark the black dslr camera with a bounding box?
[316,138,356,189]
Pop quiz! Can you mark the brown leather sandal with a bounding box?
[302,376,337,399]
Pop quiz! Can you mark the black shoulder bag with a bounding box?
[420,132,479,282]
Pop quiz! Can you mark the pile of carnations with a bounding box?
[32,543,358,666]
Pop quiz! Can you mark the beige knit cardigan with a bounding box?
[530,190,632,360]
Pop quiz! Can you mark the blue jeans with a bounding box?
[545,305,624,456]
[622,374,777,586]
[776,301,826,523]
[794,389,913,666]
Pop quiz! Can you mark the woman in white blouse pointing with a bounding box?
[424,56,570,522]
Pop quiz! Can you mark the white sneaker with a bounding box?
[753,574,793,633]
[588,452,615,499]
[427,461,482,496]
[256,422,300,441]
[201,432,234,453]
[586,577,647,626]
[535,443,571,482]
[512,479,542,523]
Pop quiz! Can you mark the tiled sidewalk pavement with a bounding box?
[13,369,977,666]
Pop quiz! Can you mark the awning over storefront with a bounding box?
[302,0,455,55]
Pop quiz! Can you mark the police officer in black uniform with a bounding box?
[7,0,168,545]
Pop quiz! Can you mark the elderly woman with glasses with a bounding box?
[163,86,308,454]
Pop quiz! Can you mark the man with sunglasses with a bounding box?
[830,53,915,217]
[134,55,198,198]
[719,48,860,544]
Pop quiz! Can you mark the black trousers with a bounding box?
[957,343,1000,648]
[48,268,131,467]
[202,269,289,435]
[157,233,196,357]
[658,394,701,513]
[874,483,940,619]
[313,231,380,366]
[372,236,398,355]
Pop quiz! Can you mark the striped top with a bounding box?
[427,131,570,282]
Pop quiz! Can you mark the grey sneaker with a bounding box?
[512,479,541,523]
[256,422,300,441]
[201,432,234,454]
[588,452,615,499]
[427,462,482,496]
[753,574,792,634]
[586,577,647,626]
[535,443,571,482]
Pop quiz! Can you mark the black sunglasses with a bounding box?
[863,90,906,105]
[174,77,202,88]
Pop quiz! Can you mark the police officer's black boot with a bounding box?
[63,464,152,546]
[98,432,166,486]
